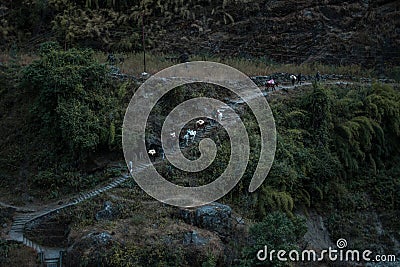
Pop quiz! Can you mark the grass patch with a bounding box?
[91,51,376,77]
[0,50,381,78]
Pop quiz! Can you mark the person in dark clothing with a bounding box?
[315,71,321,82]
[290,74,297,86]
[297,73,302,84]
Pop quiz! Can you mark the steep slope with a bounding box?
[149,0,399,68]
[1,0,398,67]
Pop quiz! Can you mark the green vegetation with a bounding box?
[22,42,122,160]
[0,41,399,266]
[240,212,307,266]
[109,243,188,267]
[0,43,131,198]
[222,82,400,219]
[0,0,399,265]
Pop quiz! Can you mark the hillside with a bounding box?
[1,0,399,69]
[0,47,399,265]
[151,0,400,68]
[0,0,400,266]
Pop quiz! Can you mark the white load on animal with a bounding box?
[217,110,223,122]
[196,119,205,130]
[148,149,156,161]
[188,129,197,142]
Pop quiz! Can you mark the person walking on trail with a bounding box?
[297,73,302,84]
[212,109,222,124]
[290,74,297,86]
[315,71,321,82]
[169,132,176,152]
[159,147,165,160]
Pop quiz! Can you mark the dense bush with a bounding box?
[240,212,307,266]
[194,82,400,225]
[21,43,123,162]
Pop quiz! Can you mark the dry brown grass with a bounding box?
[93,52,175,76]
[93,51,374,77]
[0,53,37,66]
[1,51,374,77]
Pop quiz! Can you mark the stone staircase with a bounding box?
[7,171,135,266]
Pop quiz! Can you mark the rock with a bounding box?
[180,202,232,235]
[2,223,7,228]
[303,10,313,18]
[183,230,209,246]
[235,216,245,225]
[95,201,118,221]
[89,232,112,245]
[109,66,129,80]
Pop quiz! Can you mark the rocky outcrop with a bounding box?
[180,202,232,235]
[183,230,209,245]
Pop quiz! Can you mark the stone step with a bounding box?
[45,261,59,267]
[11,222,24,227]
[14,218,29,222]
[12,222,26,226]
[14,216,32,221]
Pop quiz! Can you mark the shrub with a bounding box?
[240,212,307,266]
[21,44,121,161]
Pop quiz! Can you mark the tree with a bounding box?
[21,42,121,162]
